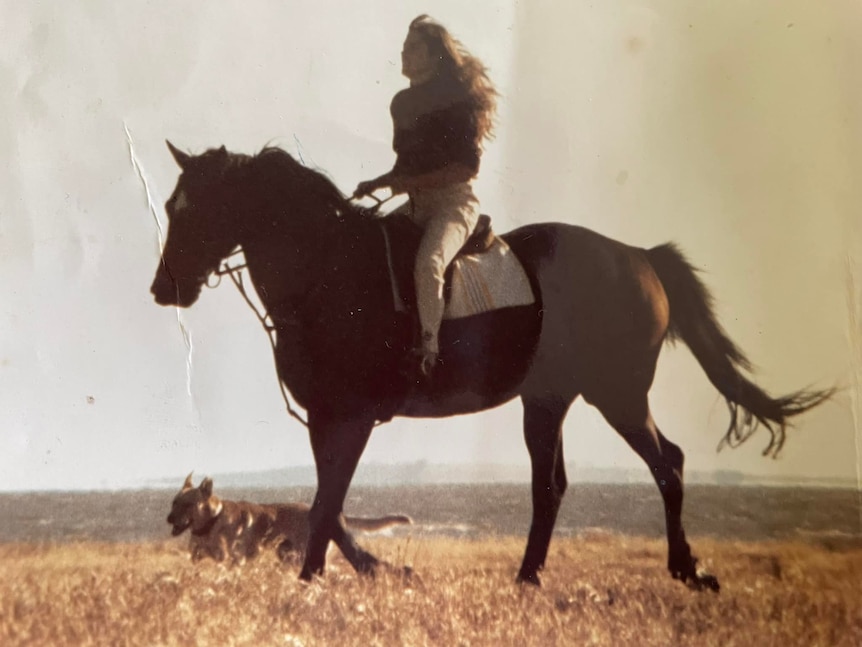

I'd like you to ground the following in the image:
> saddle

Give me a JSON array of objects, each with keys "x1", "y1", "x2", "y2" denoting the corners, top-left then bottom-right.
[
  {"x1": 379, "y1": 213, "x2": 491, "y2": 311},
  {"x1": 379, "y1": 213, "x2": 534, "y2": 318},
  {"x1": 457, "y1": 214, "x2": 496, "y2": 254},
  {"x1": 384, "y1": 213, "x2": 494, "y2": 253}
]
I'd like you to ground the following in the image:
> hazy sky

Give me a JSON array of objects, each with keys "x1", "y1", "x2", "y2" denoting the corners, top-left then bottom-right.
[{"x1": 1, "y1": 1, "x2": 858, "y2": 491}]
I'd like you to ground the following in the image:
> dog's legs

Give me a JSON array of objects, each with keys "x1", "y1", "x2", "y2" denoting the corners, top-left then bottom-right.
[
  {"x1": 277, "y1": 539, "x2": 299, "y2": 563},
  {"x1": 212, "y1": 540, "x2": 226, "y2": 563},
  {"x1": 233, "y1": 510, "x2": 255, "y2": 564}
]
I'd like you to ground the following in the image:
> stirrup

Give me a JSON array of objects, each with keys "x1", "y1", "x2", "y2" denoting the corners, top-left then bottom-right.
[{"x1": 409, "y1": 347, "x2": 439, "y2": 380}]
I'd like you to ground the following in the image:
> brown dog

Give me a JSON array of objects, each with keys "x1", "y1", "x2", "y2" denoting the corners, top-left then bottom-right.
[{"x1": 167, "y1": 473, "x2": 412, "y2": 565}]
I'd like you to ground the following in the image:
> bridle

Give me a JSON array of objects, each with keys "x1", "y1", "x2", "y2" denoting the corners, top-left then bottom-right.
[{"x1": 209, "y1": 248, "x2": 309, "y2": 428}]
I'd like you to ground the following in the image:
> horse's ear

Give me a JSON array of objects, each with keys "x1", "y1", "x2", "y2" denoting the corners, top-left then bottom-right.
[
  {"x1": 166, "y1": 140, "x2": 191, "y2": 169},
  {"x1": 200, "y1": 477, "x2": 213, "y2": 497},
  {"x1": 182, "y1": 471, "x2": 194, "y2": 490}
]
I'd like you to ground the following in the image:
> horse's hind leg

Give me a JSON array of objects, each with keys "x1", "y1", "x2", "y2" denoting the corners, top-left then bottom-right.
[
  {"x1": 300, "y1": 411, "x2": 379, "y2": 581},
  {"x1": 593, "y1": 393, "x2": 719, "y2": 592},
  {"x1": 517, "y1": 397, "x2": 571, "y2": 586}
]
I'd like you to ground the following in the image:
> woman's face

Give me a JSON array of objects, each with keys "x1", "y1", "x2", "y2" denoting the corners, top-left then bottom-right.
[{"x1": 401, "y1": 30, "x2": 436, "y2": 83}]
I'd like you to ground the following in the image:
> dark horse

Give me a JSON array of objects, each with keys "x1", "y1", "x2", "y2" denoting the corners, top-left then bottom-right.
[{"x1": 150, "y1": 142, "x2": 831, "y2": 590}]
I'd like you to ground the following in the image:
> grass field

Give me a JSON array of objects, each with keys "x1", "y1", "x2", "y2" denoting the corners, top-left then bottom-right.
[{"x1": 1, "y1": 533, "x2": 859, "y2": 646}]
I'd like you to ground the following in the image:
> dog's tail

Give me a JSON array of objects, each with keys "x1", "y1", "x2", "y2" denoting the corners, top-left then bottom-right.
[{"x1": 345, "y1": 514, "x2": 412, "y2": 532}]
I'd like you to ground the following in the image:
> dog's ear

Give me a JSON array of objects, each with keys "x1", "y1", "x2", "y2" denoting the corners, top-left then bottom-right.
[
  {"x1": 200, "y1": 477, "x2": 213, "y2": 497},
  {"x1": 207, "y1": 496, "x2": 223, "y2": 518},
  {"x1": 183, "y1": 472, "x2": 194, "y2": 491}
]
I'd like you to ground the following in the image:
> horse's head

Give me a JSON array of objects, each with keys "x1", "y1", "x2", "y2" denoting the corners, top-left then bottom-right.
[{"x1": 150, "y1": 141, "x2": 242, "y2": 307}]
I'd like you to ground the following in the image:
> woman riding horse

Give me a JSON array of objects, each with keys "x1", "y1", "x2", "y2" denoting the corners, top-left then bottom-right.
[{"x1": 354, "y1": 15, "x2": 498, "y2": 379}]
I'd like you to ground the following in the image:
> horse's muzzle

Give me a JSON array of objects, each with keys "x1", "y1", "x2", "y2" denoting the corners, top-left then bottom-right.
[{"x1": 150, "y1": 266, "x2": 201, "y2": 307}]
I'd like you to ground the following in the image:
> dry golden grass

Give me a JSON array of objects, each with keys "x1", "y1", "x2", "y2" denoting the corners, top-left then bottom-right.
[{"x1": 0, "y1": 533, "x2": 859, "y2": 646}]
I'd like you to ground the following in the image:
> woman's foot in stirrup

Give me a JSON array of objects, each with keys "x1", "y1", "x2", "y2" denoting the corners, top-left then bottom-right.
[
  {"x1": 409, "y1": 347, "x2": 438, "y2": 381},
  {"x1": 411, "y1": 331, "x2": 439, "y2": 381},
  {"x1": 419, "y1": 348, "x2": 438, "y2": 378}
]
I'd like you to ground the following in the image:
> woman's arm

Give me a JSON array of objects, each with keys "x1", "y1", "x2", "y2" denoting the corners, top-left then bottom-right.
[
  {"x1": 355, "y1": 162, "x2": 475, "y2": 198},
  {"x1": 354, "y1": 172, "x2": 396, "y2": 198}
]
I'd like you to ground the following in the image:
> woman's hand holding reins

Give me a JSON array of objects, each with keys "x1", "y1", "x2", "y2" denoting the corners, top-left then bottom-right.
[
  {"x1": 354, "y1": 172, "x2": 397, "y2": 198},
  {"x1": 353, "y1": 172, "x2": 412, "y2": 199},
  {"x1": 353, "y1": 179, "x2": 383, "y2": 199}
]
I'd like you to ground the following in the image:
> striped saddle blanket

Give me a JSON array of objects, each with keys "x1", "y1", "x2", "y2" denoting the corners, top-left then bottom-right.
[{"x1": 380, "y1": 214, "x2": 535, "y2": 320}]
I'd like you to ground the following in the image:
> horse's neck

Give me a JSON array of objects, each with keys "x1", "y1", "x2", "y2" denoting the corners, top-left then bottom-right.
[{"x1": 237, "y1": 206, "x2": 344, "y2": 320}]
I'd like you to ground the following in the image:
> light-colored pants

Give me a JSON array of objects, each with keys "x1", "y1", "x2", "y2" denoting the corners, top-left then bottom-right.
[{"x1": 406, "y1": 182, "x2": 479, "y2": 354}]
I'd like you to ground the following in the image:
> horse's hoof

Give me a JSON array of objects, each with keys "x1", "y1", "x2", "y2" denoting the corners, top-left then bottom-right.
[
  {"x1": 357, "y1": 562, "x2": 378, "y2": 577},
  {"x1": 379, "y1": 561, "x2": 413, "y2": 580},
  {"x1": 352, "y1": 552, "x2": 382, "y2": 577},
  {"x1": 669, "y1": 552, "x2": 719, "y2": 592},
  {"x1": 390, "y1": 564, "x2": 422, "y2": 588},
  {"x1": 672, "y1": 567, "x2": 720, "y2": 593},
  {"x1": 689, "y1": 572, "x2": 721, "y2": 593},
  {"x1": 298, "y1": 563, "x2": 324, "y2": 582},
  {"x1": 516, "y1": 570, "x2": 542, "y2": 587}
]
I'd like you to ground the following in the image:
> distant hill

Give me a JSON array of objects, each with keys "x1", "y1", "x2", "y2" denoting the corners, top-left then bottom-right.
[{"x1": 148, "y1": 462, "x2": 857, "y2": 491}]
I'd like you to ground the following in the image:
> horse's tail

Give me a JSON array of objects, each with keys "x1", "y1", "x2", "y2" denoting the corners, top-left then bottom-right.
[{"x1": 645, "y1": 243, "x2": 833, "y2": 457}]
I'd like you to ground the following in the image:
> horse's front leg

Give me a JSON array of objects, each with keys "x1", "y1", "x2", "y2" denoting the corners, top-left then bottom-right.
[{"x1": 299, "y1": 411, "x2": 378, "y2": 581}]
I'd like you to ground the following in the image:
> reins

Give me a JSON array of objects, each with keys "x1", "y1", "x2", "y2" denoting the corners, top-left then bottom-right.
[
  {"x1": 352, "y1": 192, "x2": 393, "y2": 220},
  {"x1": 207, "y1": 193, "x2": 394, "y2": 431},
  {"x1": 213, "y1": 249, "x2": 309, "y2": 428}
]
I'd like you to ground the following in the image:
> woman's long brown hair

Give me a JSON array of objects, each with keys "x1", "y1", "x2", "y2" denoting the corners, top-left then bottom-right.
[{"x1": 409, "y1": 15, "x2": 498, "y2": 145}]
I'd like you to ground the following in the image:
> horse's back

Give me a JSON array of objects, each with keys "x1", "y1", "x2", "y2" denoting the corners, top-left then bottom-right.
[
  {"x1": 504, "y1": 222, "x2": 638, "y2": 275},
  {"x1": 504, "y1": 222, "x2": 663, "y2": 304},
  {"x1": 503, "y1": 222, "x2": 670, "y2": 400}
]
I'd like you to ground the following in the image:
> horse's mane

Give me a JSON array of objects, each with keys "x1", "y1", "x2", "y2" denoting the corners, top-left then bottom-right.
[{"x1": 243, "y1": 146, "x2": 360, "y2": 221}]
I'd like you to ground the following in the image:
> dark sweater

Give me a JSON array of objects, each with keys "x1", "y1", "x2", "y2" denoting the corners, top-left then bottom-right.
[{"x1": 389, "y1": 81, "x2": 481, "y2": 178}]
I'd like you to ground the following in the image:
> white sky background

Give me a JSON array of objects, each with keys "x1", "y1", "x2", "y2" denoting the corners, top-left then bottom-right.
[{"x1": 0, "y1": 1, "x2": 858, "y2": 491}]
